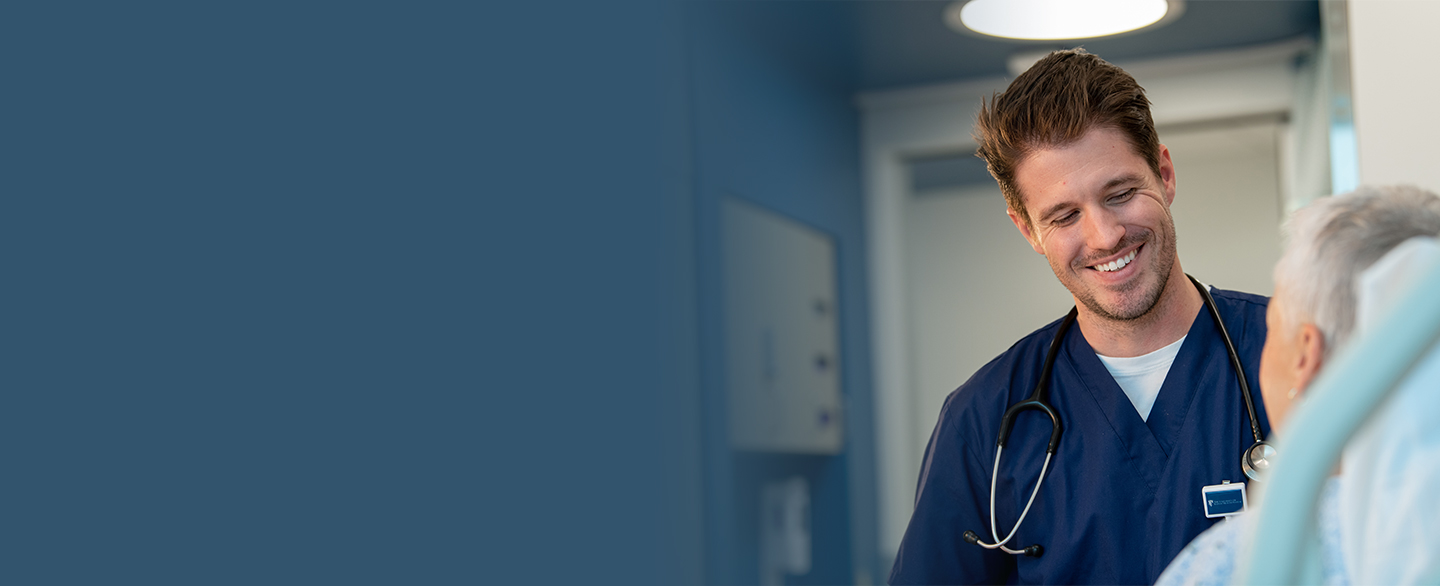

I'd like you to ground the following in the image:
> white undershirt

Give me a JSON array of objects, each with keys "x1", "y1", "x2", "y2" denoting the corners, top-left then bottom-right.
[{"x1": 1096, "y1": 335, "x2": 1187, "y2": 421}]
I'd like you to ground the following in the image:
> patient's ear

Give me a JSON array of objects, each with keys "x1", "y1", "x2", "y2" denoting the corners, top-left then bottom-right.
[{"x1": 1292, "y1": 323, "x2": 1327, "y2": 396}]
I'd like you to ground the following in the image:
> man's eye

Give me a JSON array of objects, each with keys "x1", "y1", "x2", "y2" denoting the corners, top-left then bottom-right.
[
  {"x1": 1109, "y1": 188, "x2": 1137, "y2": 203},
  {"x1": 1054, "y1": 211, "x2": 1079, "y2": 225}
]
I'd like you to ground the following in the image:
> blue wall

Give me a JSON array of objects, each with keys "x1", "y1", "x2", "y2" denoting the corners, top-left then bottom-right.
[{"x1": 687, "y1": 3, "x2": 880, "y2": 583}]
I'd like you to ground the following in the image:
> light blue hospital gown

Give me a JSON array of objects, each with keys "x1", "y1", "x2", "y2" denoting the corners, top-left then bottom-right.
[{"x1": 1155, "y1": 478, "x2": 1348, "y2": 586}]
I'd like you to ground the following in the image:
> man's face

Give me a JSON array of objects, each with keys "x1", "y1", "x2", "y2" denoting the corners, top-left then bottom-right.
[{"x1": 1007, "y1": 125, "x2": 1179, "y2": 322}]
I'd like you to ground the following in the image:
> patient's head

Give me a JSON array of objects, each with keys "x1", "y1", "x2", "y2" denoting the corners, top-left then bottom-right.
[{"x1": 1261, "y1": 185, "x2": 1440, "y2": 430}]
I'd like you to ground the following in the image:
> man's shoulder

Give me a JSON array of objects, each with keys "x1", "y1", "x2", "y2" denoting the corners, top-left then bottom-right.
[
  {"x1": 937, "y1": 314, "x2": 1070, "y2": 421},
  {"x1": 1207, "y1": 286, "x2": 1270, "y2": 326},
  {"x1": 1208, "y1": 286, "x2": 1270, "y2": 310},
  {"x1": 1205, "y1": 286, "x2": 1270, "y2": 349}
]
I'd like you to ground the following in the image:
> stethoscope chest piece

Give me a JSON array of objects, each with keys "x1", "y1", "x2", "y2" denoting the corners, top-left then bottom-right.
[{"x1": 1242, "y1": 440, "x2": 1276, "y2": 481}]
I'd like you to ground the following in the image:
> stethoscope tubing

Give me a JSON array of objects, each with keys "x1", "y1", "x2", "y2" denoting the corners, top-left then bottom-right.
[
  {"x1": 973, "y1": 447, "x2": 1053, "y2": 553},
  {"x1": 1193, "y1": 278, "x2": 1265, "y2": 446}
]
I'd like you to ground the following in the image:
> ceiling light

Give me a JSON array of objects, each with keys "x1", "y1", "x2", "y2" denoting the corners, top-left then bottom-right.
[{"x1": 947, "y1": 0, "x2": 1183, "y2": 41}]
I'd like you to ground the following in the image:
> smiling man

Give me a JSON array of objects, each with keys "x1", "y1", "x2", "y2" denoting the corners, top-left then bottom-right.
[{"x1": 889, "y1": 49, "x2": 1272, "y2": 585}]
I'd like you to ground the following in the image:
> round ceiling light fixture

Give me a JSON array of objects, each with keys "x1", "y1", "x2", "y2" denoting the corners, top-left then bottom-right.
[{"x1": 947, "y1": 0, "x2": 1184, "y2": 41}]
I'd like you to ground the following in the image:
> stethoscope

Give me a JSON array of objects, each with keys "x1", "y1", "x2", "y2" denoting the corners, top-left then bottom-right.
[{"x1": 961, "y1": 275, "x2": 1273, "y2": 558}]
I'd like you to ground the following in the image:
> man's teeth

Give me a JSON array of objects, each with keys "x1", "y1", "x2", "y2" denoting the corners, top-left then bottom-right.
[{"x1": 1094, "y1": 249, "x2": 1138, "y2": 272}]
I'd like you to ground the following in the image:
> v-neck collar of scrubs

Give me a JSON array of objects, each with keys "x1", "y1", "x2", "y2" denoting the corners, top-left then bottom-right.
[{"x1": 1060, "y1": 303, "x2": 1222, "y2": 490}]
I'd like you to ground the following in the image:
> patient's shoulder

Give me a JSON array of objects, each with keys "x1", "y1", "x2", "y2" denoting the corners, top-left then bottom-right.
[{"x1": 1155, "y1": 518, "x2": 1242, "y2": 586}]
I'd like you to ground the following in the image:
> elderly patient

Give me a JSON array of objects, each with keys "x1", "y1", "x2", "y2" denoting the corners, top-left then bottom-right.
[{"x1": 1155, "y1": 184, "x2": 1440, "y2": 586}]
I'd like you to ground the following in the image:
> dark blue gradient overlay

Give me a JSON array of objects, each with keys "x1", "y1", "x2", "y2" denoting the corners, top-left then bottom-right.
[{"x1": 4, "y1": 2, "x2": 701, "y2": 584}]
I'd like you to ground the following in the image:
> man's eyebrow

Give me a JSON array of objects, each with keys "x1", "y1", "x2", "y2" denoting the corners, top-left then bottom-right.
[{"x1": 1100, "y1": 173, "x2": 1145, "y2": 193}]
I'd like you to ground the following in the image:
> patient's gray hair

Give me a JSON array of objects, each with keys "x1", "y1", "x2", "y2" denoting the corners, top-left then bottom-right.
[{"x1": 1274, "y1": 185, "x2": 1440, "y2": 356}]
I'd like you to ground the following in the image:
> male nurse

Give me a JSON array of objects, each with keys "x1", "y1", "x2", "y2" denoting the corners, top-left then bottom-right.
[{"x1": 888, "y1": 49, "x2": 1272, "y2": 585}]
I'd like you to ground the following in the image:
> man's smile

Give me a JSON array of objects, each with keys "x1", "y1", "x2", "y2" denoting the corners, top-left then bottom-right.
[{"x1": 1091, "y1": 246, "x2": 1139, "y2": 272}]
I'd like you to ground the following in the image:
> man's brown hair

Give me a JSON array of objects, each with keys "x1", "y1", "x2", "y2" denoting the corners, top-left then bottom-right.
[{"x1": 974, "y1": 49, "x2": 1161, "y2": 228}]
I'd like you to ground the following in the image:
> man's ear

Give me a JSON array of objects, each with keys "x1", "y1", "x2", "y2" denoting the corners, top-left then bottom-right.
[
  {"x1": 1007, "y1": 208, "x2": 1045, "y2": 255},
  {"x1": 1292, "y1": 323, "x2": 1328, "y2": 395},
  {"x1": 1157, "y1": 144, "x2": 1177, "y2": 205}
]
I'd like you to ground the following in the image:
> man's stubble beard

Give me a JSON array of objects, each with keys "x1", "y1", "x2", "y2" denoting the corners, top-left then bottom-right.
[{"x1": 1053, "y1": 213, "x2": 1179, "y2": 323}]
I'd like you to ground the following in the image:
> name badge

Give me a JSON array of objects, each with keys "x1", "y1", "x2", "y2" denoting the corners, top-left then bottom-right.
[{"x1": 1201, "y1": 481, "x2": 1247, "y2": 518}]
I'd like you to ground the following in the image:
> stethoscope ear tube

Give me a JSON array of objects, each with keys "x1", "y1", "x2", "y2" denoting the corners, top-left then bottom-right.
[
  {"x1": 968, "y1": 308, "x2": 1077, "y2": 556},
  {"x1": 967, "y1": 446, "x2": 1054, "y2": 557}
]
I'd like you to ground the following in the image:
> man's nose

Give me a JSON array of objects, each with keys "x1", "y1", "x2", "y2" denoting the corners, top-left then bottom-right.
[{"x1": 1083, "y1": 208, "x2": 1125, "y2": 252}]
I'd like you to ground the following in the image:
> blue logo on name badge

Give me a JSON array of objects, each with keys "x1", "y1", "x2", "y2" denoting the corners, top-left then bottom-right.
[{"x1": 1205, "y1": 489, "x2": 1245, "y2": 516}]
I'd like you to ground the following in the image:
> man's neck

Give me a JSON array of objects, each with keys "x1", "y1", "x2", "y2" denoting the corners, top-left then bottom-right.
[{"x1": 1077, "y1": 265, "x2": 1204, "y2": 358}]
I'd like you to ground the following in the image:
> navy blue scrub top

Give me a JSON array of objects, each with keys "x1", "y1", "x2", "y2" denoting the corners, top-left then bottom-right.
[{"x1": 889, "y1": 287, "x2": 1271, "y2": 585}]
